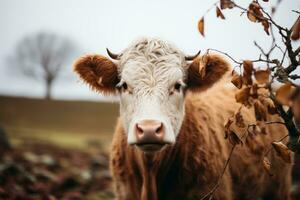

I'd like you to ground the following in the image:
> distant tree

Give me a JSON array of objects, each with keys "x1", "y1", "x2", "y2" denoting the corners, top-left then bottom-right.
[{"x1": 10, "y1": 32, "x2": 76, "y2": 99}]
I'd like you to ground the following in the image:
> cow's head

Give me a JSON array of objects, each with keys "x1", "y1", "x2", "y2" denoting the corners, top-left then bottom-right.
[{"x1": 74, "y1": 38, "x2": 230, "y2": 152}]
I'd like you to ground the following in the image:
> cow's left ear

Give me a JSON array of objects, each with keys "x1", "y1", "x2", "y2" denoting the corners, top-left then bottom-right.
[
  {"x1": 187, "y1": 53, "x2": 230, "y2": 92},
  {"x1": 73, "y1": 54, "x2": 119, "y2": 94}
]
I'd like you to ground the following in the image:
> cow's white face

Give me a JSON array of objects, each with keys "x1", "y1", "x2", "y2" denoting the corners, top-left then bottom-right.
[
  {"x1": 73, "y1": 37, "x2": 230, "y2": 152},
  {"x1": 118, "y1": 41, "x2": 187, "y2": 145}
]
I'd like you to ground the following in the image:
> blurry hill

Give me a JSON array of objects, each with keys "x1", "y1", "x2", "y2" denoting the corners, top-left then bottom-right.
[{"x1": 0, "y1": 96, "x2": 119, "y2": 151}]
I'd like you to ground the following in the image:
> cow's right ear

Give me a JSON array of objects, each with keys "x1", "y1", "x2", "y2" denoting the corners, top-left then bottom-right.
[{"x1": 73, "y1": 55, "x2": 119, "y2": 94}]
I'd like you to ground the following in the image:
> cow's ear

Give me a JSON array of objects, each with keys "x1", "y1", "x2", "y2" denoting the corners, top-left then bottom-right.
[
  {"x1": 73, "y1": 55, "x2": 119, "y2": 94},
  {"x1": 187, "y1": 53, "x2": 230, "y2": 92}
]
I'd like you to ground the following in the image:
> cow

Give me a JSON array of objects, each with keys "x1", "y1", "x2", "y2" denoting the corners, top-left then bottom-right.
[{"x1": 73, "y1": 37, "x2": 292, "y2": 200}]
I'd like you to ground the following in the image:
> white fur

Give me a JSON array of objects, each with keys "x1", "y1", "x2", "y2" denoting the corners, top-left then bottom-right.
[{"x1": 116, "y1": 37, "x2": 188, "y2": 145}]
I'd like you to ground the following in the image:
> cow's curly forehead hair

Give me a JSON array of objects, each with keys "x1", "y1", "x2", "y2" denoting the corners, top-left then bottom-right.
[{"x1": 118, "y1": 37, "x2": 187, "y2": 69}]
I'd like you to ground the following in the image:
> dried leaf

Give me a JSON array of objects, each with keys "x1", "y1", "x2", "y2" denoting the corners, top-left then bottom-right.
[
  {"x1": 242, "y1": 60, "x2": 253, "y2": 85},
  {"x1": 247, "y1": 2, "x2": 264, "y2": 23},
  {"x1": 260, "y1": 97, "x2": 277, "y2": 115},
  {"x1": 243, "y1": 60, "x2": 254, "y2": 75},
  {"x1": 235, "y1": 110, "x2": 246, "y2": 128},
  {"x1": 247, "y1": 124, "x2": 261, "y2": 137},
  {"x1": 198, "y1": 17, "x2": 205, "y2": 37},
  {"x1": 228, "y1": 131, "x2": 243, "y2": 146},
  {"x1": 231, "y1": 72, "x2": 243, "y2": 89},
  {"x1": 257, "y1": 121, "x2": 267, "y2": 135},
  {"x1": 254, "y1": 69, "x2": 270, "y2": 84},
  {"x1": 262, "y1": 19, "x2": 270, "y2": 35},
  {"x1": 291, "y1": 17, "x2": 300, "y2": 40},
  {"x1": 250, "y1": 84, "x2": 258, "y2": 99},
  {"x1": 254, "y1": 100, "x2": 267, "y2": 121},
  {"x1": 220, "y1": 0, "x2": 235, "y2": 9},
  {"x1": 247, "y1": 10, "x2": 257, "y2": 22},
  {"x1": 263, "y1": 157, "x2": 273, "y2": 176},
  {"x1": 216, "y1": 6, "x2": 226, "y2": 19},
  {"x1": 224, "y1": 117, "x2": 234, "y2": 138},
  {"x1": 199, "y1": 54, "x2": 208, "y2": 79},
  {"x1": 271, "y1": 7, "x2": 276, "y2": 15},
  {"x1": 275, "y1": 83, "x2": 294, "y2": 106},
  {"x1": 272, "y1": 142, "x2": 292, "y2": 163},
  {"x1": 235, "y1": 87, "x2": 251, "y2": 105}
]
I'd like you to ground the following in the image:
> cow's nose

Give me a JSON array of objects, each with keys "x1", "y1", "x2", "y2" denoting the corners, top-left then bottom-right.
[{"x1": 135, "y1": 120, "x2": 165, "y2": 152}]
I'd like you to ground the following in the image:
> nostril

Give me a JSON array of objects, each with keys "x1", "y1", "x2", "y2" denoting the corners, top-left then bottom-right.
[
  {"x1": 155, "y1": 123, "x2": 163, "y2": 134},
  {"x1": 136, "y1": 124, "x2": 144, "y2": 135}
]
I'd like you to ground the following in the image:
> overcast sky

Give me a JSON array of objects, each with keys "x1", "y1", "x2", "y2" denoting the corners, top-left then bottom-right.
[{"x1": 0, "y1": 0, "x2": 299, "y2": 101}]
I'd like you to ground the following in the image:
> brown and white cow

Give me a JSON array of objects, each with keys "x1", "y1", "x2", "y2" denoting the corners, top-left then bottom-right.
[{"x1": 73, "y1": 38, "x2": 292, "y2": 200}]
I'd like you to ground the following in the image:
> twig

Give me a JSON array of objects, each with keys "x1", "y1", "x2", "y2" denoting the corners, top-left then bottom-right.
[
  {"x1": 207, "y1": 49, "x2": 242, "y2": 65},
  {"x1": 200, "y1": 144, "x2": 236, "y2": 200},
  {"x1": 254, "y1": 41, "x2": 267, "y2": 56},
  {"x1": 265, "y1": 121, "x2": 286, "y2": 125},
  {"x1": 289, "y1": 74, "x2": 300, "y2": 80}
]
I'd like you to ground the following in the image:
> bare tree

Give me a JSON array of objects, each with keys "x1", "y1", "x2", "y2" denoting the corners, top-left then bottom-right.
[{"x1": 10, "y1": 32, "x2": 76, "y2": 99}]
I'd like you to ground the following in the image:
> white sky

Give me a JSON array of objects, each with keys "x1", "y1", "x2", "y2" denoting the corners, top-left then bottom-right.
[{"x1": 0, "y1": 0, "x2": 299, "y2": 101}]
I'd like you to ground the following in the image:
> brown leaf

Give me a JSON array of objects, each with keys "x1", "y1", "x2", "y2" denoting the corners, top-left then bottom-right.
[
  {"x1": 257, "y1": 121, "x2": 267, "y2": 135},
  {"x1": 198, "y1": 17, "x2": 205, "y2": 37},
  {"x1": 235, "y1": 87, "x2": 251, "y2": 105},
  {"x1": 272, "y1": 142, "x2": 292, "y2": 163},
  {"x1": 250, "y1": 83, "x2": 258, "y2": 99},
  {"x1": 291, "y1": 17, "x2": 300, "y2": 40},
  {"x1": 247, "y1": 124, "x2": 261, "y2": 137},
  {"x1": 228, "y1": 131, "x2": 243, "y2": 146},
  {"x1": 235, "y1": 110, "x2": 246, "y2": 128},
  {"x1": 220, "y1": 0, "x2": 235, "y2": 10},
  {"x1": 243, "y1": 60, "x2": 254, "y2": 75},
  {"x1": 216, "y1": 6, "x2": 225, "y2": 19},
  {"x1": 224, "y1": 117, "x2": 234, "y2": 139},
  {"x1": 247, "y1": 10, "x2": 257, "y2": 22},
  {"x1": 260, "y1": 97, "x2": 277, "y2": 115},
  {"x1": 242, "y1": 60, "x2": 253, "y2": 85},
  {"x1": 275, "y1": 83, "x2": 294, "y2": 106},
  {"x1": 262, "y1": 19, "x2": 270, "y2": 35},
  {"x1": 263, "y1": 157, "x2": 273, "y2": 176},
  {"x1": 231, "y1": 72, "x2": 243, "y2": 89},
  {"x1": 198, "y1": 54, "x2": 208, "y2": 79},
  {"x1": 254, "y1": 69, "x2": 270, "y2": 84},
  {"x1": 247, "y1": 2, "x2": 264, "y2": 23},
  {"x1": 254, "y1": 100, "x2": 267, "y2": 121}
]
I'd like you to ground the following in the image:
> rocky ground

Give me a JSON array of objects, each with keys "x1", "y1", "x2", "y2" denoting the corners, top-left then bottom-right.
[{"x1": 0, "y1": 142, "x2": 114, "y2": 200}]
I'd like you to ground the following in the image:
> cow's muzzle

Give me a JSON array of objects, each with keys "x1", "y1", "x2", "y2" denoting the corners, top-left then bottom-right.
[{"x1": 134, "y1": 119, "x2": 167, "y2": 152}]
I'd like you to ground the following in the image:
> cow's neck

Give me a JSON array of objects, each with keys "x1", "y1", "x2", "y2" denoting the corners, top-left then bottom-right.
[{"x1": 133, "y1": 145, "x2": 178, "y2": 200}]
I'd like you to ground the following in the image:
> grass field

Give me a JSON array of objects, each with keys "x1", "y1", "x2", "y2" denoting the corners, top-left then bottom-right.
[{"x1": 0, "y1": 95, "x2": 119, "y2": 151}]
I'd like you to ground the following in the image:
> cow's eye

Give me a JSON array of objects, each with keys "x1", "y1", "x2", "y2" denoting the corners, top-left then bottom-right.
[
  {"x1": 122, "y1": 82, "x2": 128, "y2": 90},
  {"x1": 116, "y1": 82, "x2": 128, "y2": 92},
  {"x1": 174, "y1": 83, "x2": 181, "y2": 91}
]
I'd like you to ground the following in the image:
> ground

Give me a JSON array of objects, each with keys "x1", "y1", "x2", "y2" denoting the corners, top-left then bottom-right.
[{"x1": 1, "y1": 96, "x2": 300, "y2": 200}]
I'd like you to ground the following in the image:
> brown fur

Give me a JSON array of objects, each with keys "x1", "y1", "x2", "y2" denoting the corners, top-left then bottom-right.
[
  {"x1": 109, "y1": 55, "x2": 292, "y2": 200},
  {"x1": 73, "y1": 53, "x2": 292, "y2": 199},
  {"x1": 187, "y1": 54, "x2": 230, "y2": 92},
  {"x1": 110, "y1": 86, "x2": 292, "y2": 200},
  {"x1": 73, "y1": 54, "x2": 119, "y2": 94}
]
